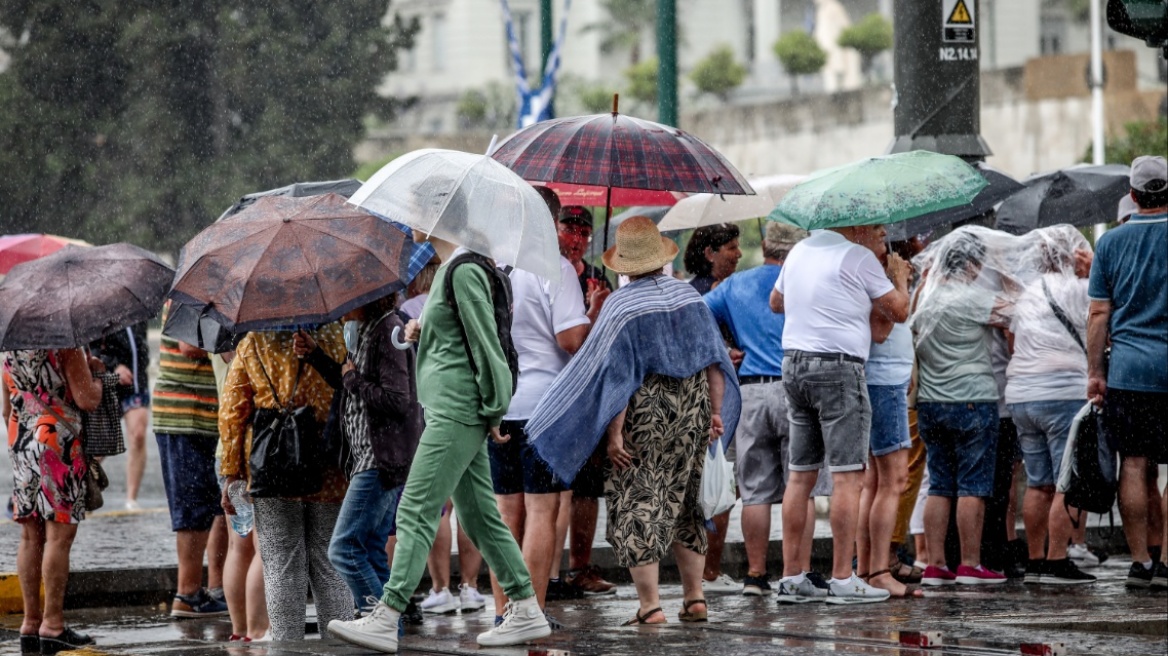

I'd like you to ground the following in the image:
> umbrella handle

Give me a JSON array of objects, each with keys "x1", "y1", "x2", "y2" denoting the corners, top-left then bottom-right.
[{"x1": 390, "y1": 326, "x2": 412, "y2": 351}]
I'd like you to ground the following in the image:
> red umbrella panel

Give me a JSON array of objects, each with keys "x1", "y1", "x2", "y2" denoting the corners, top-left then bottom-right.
[
  {"x1": 0, "y1": 234, "x2": 92, "y2": 275},
  {"x1": 539, "y1": 182, "x2": 686, "y2": 208}
]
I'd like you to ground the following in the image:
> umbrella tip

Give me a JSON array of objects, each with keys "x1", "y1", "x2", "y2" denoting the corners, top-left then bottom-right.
[{"x1": 612, "y1": 93, "x2": 619, "y2": 115}]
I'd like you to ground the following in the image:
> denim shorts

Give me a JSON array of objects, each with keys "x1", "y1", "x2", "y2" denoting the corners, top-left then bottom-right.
[
  {"x1": 118, "y1": 391, "x2": 150, "y2": 414},
  {"x1": 782, "y1": 351, "x2": 871, "y2": 473},
  {"x1": 1008, "y1": 400, "x2": 1083, "y2": 488},
  {"x1": 917, "y1": 402, "x2": 999, "y2": 498},
  {"x1": 156, "y1": 433, "x2": 224, "y2": 531},
  {"x1": 489, "y1": 420, "x2": 567, "y2": 495},
  {"x1": 868, "y1": 382, "x2": 912, "y2": 457}
]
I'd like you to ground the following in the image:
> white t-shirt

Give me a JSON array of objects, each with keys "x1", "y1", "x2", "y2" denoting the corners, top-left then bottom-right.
[
  {"x1": 775, "y1": 230, "x2": 895, "y2": 361},
  {"x1": 503, "y1": 256, "x2": 591, "y2": 420},
  {"x1": 1005, "y1": 273, "x2": 1089, "y2": 404}
]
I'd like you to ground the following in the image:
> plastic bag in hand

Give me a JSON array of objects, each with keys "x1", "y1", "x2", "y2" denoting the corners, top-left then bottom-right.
[{"x1": 701, "y1": 440, "x2": 737, "y2": 519}]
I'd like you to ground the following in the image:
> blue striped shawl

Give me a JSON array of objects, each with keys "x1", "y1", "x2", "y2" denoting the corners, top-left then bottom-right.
[{"x1": 526, "y1": 275, "x2": 741, "y2": 484}]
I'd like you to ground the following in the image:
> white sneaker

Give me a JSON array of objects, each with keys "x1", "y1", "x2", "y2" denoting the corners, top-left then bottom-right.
[
  {"x1": 701, "y1": 573, "x2": 740, "y2": 594},
  {"x1": 328, "y1": 601, "x2": 400, "y2": 653},
  {"x1": 124, "y1": 499, "x2": 141, "y2": 511},
  {"x1": 459, "y1": 583, "x2": 486, "y2": 612},
  {"x1": 476, "y1": 597, "x2": 551, "y2": 647},
  {"x1": 825, "y1": 574, "x2": 891, "y2": 605},
  {"x1": 419, "y1": 588, "x2": 460, "y2": 614},
  {"x1": 1068, "y1": 543, "x2": 1100, "y2": 568}
]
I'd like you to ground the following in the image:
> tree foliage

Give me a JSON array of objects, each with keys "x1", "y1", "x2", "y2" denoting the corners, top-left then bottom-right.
[
  {"x1": 689, "y1": 45, "x2": 747, "y2": 100},
  {"x1": 582, "y1": 0, "x2": 656, "y2": 65},
  {"x1": 624, "y1": 57, "x2": 659, "y2": 106},
  {"x1": 1084, "y1": 118, "x2": 1168, "y2": 164},
  {"x1": 772, "y1": 31, "x2": 827, "y2": 94},
  {"x1": 837, "y1": 13, "x2": 893, "y2": 81},
  {"x1": 0, "y1": 1, "x2": 418, "y2": 255}
]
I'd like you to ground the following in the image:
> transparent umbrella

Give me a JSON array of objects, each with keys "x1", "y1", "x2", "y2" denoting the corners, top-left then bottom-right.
[
  {"x1": 657, "y1": 174, "x2": 807, "y2": 232},
  {"x1": 349, "y1": 148, "x2": 561, "y2": 283}
]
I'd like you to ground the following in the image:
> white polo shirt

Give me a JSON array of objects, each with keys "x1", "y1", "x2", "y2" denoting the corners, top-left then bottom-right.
[
  {"x1": 774, "y1": 230, "x2": 894, "y2": 361},
  {"x1": 503, "y1": 256, "x2": 591, "y2": 420}
]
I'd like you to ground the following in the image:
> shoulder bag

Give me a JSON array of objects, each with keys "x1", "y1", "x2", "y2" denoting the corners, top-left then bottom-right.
[{"x1": 1041, "y1": 279, "x2": 1087, "y2": 353}]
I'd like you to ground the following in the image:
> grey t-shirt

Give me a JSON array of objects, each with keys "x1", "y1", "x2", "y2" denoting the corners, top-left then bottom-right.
[{"x1": 915, "y1": 283, "x2": 1000, "y2": 403}]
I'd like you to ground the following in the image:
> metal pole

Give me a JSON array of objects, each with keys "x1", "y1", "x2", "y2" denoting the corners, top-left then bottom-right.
[
  {"x1": 1089, "y1": 0, "x2": 1107, "y2": 241},
  {"x1": 657, "y1": 0, "x2": 678, "y2": 127},
  {"x1": 541, "y1": 0, "x2": 555, "y2": 118}
]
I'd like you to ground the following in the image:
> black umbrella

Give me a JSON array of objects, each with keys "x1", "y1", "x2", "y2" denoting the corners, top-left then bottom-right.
[
  {"x1": 164, "y1": 179, "x2": 364, "y2": 352},
  {"x1": 885, "y1": 162, "x2": 1024, "y2": 242},
  {"x1": 995, "y1": 164, "x2": 1130, "y2": 235},
  {"x1": 0, "y1": 243, "x2": 174, "y2": 350}
]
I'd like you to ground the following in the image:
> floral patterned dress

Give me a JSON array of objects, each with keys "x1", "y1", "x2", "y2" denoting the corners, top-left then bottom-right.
[{"x1": 3, "y1": 350, "x2": 89, "y2": 524}]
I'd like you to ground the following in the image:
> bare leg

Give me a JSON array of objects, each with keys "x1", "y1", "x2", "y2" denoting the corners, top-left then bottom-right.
[
  {"x1": 956, "y1": 496, "x2": 986, "y2": 567},
  {"x1": 702, "y1": 510, "x2": 730, "y2": 581},
  {"x1": 1023, "y1": 486, "x2": 1054, "y2": 560},
  {"x1": 867, "y1": 450, "x2": 909, "y2": 595},
  {"x1": 385, "y1": 536, "x2": 396, "y2": 566},
  {"x1": 490, "y1": 494, "x2": 525, "y2": 612},
  {"x1": 914, "y1": 533, "x2": 929, "y2": 565},
  {"x1": 17, "y1": 520, "x2": 45, "y2": 635},
  {"x1": 1118, "y1": 457, "x2": 1150, "y2": 563},
  {"x1": 568, "y1": 496, "x2": 599, "y2": 571},
  {"x1": 426, "y1": 500, "x2": 453, "y2": 593},
  {"x1": 521, "y1": 493, "x2": 560, "y2": 607},
  {"x1": 223, "y1": 528, "x2": 255, "y2": 636},
  {"x1": 455, "y1": 517, "x2": 483, "y2": 588},
  {"x1": 175, "y1": 530, "x2": 211, "y2": 596},
  {"x1": 207, "y1": 516, "x2": 227, "y2": 590},
  {"x1": 1047, "y1": 493, "x2": 1075, "y2": 560},
  {"x1": 924, "y1": 495, "x2": 952, "y2": 568},
  {"x1": 856, "y1": 462, "x2": 877, "y2": 576},
  {"x1": 741, "y1": 504, "x2": 772, "y2": 576},
  {"x1": 799, "y1": 498, "x2": 816, "y2": 572},
  {"x1": 1005, "y1": 462, "x2": 1022, "y2": 541},
  {"x1": 673, "y1": 542, "x2": 707, "y2": 616},
  {"x1": 549, "y1": 490, "x2": 572, "y2": 580},
  {"x1": 246, "y1": 531, "x2": 269, "y2": 640},
  {"x1": 829, "y1": 470, "x2": 864, "y2": 580},
  {"x1": 1147, "y1": 475, "x2": 1164, "y2": 552},
  {"x1": 123, "y1": 406, "x2": 149, "y2": 503},
  {"x1": 39, "y1": 522, "x2": 78, "y2": 636},
  {"x1": 781, "y1": 472, "x2": 817, "y2": 577},
  {"x1": 626, "y1": 562, "x2": 665, "y2": 622}
]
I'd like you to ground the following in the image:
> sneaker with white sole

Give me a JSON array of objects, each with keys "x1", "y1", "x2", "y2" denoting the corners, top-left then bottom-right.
[
  {"x1": 825, "y1": 574, "x2": 891, "y2": 605},
  {"x1": 459, "y1": 583, "x2": 486, "y2": 612},
  {"x1": 1067, "y1": 543, "x2": 1100, "y2": 568},
  {"x1": 328, "y1": 601, "x2": 401, "y2": 654},
  {"x1": 701, "y1": 573, "x2": 740, "y2": 594},
  {"x1": 476, "y1": 597, "x2": 551, "y2": 647},
  {"x1": 775, "y1": 575, "x2": 828, "y2": 604},
  {"x1": 955, "y1": 564, "x2": 1007, "y2": 585},
  {"x1": 419, "y1": 588, "x2": 460, "y2": 614}
]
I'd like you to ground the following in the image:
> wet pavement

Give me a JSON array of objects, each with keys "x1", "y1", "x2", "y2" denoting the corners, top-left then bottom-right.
[{"x1": 0, "y1": 559, "x2": 1165, "y2": 656}]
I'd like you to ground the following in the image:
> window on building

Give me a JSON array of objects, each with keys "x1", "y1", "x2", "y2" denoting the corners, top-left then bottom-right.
[{"x1": 432, "y1": 13, "x2": 447, "y2": 71}]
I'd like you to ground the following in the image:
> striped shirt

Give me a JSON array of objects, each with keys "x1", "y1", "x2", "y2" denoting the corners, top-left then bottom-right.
[{"x1": 152, "y1": 303, "x2": 219, "y2": 437}]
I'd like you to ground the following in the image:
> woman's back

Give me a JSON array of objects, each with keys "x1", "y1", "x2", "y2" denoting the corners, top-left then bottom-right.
[{"x1": 3, "y1": 350, "x2": 77, "y2": 427}]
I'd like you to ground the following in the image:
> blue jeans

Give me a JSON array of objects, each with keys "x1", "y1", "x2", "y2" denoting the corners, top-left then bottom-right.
[
  {"x1": 327, "y1": 470, "x2": 403, "y2": 607},
  {"x1": 918, "y1": 402, "x2": 999, "y2": 498},
  {"x1": 867, "y1": 382, "x2": 912, "y2": 456},
  {"x1": 1008, "y1": 400, "x2": 1083, "y2": 488}
]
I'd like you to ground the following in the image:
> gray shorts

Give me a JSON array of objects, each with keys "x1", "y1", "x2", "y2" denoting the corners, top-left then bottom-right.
[
  {"x1": 783, "y1": 351, "x2": 871, "y2": 473},
  {"x1": 735, "y1": 379, "x2": 832, "y2": 505}
]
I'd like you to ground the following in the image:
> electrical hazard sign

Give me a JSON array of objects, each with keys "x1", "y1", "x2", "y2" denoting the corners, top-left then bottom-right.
[{"x1": 942, "y1": 0, "x2": 976, "y2": 43}]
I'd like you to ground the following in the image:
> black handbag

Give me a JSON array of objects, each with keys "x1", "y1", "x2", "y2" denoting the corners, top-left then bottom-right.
[
  {"x1": 82, "y1": 372, "x2": 125, "y2": 457},
  {"x1": 247, "y1": 353, "x2": 324, "y2": 499}
]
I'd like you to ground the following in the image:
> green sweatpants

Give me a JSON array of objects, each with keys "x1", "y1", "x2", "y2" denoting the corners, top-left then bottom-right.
[{"x1": 380, "y1": 412, "x2": 534, "y2": 610}]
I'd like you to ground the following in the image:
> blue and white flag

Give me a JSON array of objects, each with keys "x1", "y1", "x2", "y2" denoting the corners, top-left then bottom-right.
[{"x1": 500, "y1": 0, "x2": 572, "y2": 128}]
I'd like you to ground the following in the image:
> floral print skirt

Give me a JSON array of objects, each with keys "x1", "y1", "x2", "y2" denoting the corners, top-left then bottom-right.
[
  {"x1": 9, "y1": 413, "x2": 88, "y2": 524},
  {"x1": 605, "y1": 371, "x2": 710, "y2": 568}
]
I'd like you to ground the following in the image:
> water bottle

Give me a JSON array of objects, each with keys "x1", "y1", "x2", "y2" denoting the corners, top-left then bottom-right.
[{"x1": 227, "y1": 479, "x2": 254, "y2": 537}]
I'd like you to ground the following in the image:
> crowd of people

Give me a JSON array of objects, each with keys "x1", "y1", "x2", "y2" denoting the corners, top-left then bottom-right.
[{"x1": 2, "y1": 155, "x2": 1166, "y2": 655}]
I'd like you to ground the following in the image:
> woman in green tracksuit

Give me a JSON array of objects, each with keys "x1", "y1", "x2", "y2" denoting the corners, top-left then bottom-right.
[{"x1": 329, "y1": 240, "x2": 550, "y2": 654}]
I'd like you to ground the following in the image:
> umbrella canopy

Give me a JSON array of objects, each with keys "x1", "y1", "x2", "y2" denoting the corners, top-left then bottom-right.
[
  {"x1": 348, "y1": 148, "x2": 562, "y2": 282},
  {"x1": 539, "y1": 183, "x2": 685, "y2": 208},
  {"x1": 994, "y1": 164, "x2": 1131, "y2": 235},
  {"x1": 216, "y1": 178, "x2": 364, "y2": 221},
  {"x1": 885, "y1": 162, "x2": 1025, "y2": 241},
  {"x1": 769, "y1": 151, "x2": 987, "y2": 231},
  {"x1": 170, "y1": 193, "x2": 422, "y2": 332},
  {"x1": 0, "y1": 243, "x2": 174, "y2": 350},
  {"x1": 657, "y1": 174, "x2": 807, "y2": 232},
  {"x1": 0, "y1": 233, "x2": 92, "y2": 275}
]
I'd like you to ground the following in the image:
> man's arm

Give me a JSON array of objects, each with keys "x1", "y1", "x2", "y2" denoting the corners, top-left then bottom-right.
[
  {"x1": 769, "y1": 289, "x2": 785, "y2": 314},
  {"x1": 1086, "y1": 300, "x2": 1111, "y2": 407}
]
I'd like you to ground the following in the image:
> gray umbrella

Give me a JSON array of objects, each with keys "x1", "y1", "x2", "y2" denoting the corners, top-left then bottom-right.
[
  {"x1": 995, "y1": 164, "x2": 1130, "y2": 235},
  {"x1": 0, "y1": 243, "x2": 174, "y2": 350}
]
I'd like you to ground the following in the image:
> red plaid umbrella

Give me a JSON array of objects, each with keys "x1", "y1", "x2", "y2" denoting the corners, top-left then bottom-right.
[{"x1": 539, "y1": 182, "x2": 686, "y2": 208}]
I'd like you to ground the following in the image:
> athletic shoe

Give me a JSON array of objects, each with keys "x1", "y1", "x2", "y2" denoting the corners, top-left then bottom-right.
[
  {"x1": 546, "y1": 578, "x2": 585, "y2": 600},
  {"x1": 419, "y1": 588, "x2": 460, "y2": 614},
  {"x1": 170, "y1": 588, "x2": 229, "y2": 617},
  {"x1": 1068, "y1": 543, "x2": 1100, "y2": 568},
  {"x1": 921, "y1": 565, "x2": 956, "y2": 586},
  {"x1": 805, "y1": 571, "x2": 831, "y2": 594},
  {"x1": 1126, "y1": 562, "x2": 1155, "y2": 588},
  {"x1": 401, "y1": 600, "x2": 424, "y2": 625},
  {"x1": 207, "y1": 587, "x2": 226, "y2": 603},
  {"x1": 476, "y1": 597, "x2": 551, "y2": 647},
  {"x1": 702, "y1": 573, "x2": 740, "y2": 594},
  {"x1": 328, "y1": 601, "x2": 400, "y2": 654},
  {"x1": 1024, "y1": 559, "x2": 1047, "y2": 585},
  {"x1": 775, "y1": 576, "x2": 828, "y2": 604},
  {"x1": 1042, "y1": 558, "x2": 1096, "y2": 585},
  {"x1": 825, "y1": 574, "x2": 891, "y2": 605},
  {"x1": 459, "y1": 584, "x2": 486, "y2": 612},
  {"x1": 955, "y1": 564, "x2": 1007, "y2": 585},
  {"x1": 1150, "y1": 561, "x2": 1168, "y2": 590},
  {"x1": 566, "y1": 565, "x2": 616, "y2": 595},
  {"x1": 124, "y1": 499, "x2": 141, "y2": 511},
  {"x1": 742, "y1": 573, "x2": 772, "y2": 596}
]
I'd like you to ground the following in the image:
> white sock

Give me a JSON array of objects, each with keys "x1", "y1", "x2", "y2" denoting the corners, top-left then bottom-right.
[
  {"x1": 780, "y1": 573, "x2": 806, "y2": 584},
  {"x1": 1141, "y1": 560, "x2": 1154, "y2": 570},
  {"x1": 829, "y1": 577, "x2": 851, "y2": 586}
]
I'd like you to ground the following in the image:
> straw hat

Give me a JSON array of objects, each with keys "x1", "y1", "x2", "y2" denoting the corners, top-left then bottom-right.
[{"x1": 602, "y1": 215, "x2": 679, "y2": 275}]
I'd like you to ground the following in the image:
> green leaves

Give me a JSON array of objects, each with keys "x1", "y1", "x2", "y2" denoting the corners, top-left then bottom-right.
[
  {"x1": 772, "y1": 31, "x2": 826, "y2": 93},
  {"x1": 689, "y1": 45, "x2": 747, "y2": 100}
]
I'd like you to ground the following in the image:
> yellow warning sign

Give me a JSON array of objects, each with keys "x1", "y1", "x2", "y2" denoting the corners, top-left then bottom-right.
[{"x1": 947, "y1": 0, "x2": 972, "y2": 25}]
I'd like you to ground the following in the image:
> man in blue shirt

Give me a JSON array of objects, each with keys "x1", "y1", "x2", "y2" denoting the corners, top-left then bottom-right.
[
  {"x1": 704, "y1": 222, "x2": 829, "y2": 597},
  {"x1": 1087, "y1": 155, "x2": 1168, "y2": 590}
]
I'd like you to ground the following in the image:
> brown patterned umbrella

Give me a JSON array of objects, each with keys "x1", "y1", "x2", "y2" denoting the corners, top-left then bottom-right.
[{"x1": 169, "y1": 193, "x2": 419, "y2": 331}]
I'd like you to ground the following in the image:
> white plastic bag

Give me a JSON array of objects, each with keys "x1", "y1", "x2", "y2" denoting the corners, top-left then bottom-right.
[{"x1": 701, "y1": 440, "x2": 736, "y2": 519}]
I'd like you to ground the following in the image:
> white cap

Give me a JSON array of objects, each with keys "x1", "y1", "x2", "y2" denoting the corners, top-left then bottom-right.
[
  {"x1": 1117, "y1": 194, "x2": 1139, "y2": 223},
  {"x1": 1130, "y1": 155, "x2": 1167, "y2": 193}
]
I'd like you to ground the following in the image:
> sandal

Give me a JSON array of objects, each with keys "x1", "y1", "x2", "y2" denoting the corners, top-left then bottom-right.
[
  {"x1": 891, "y1": 561, "x2": 923, "y2": 584},
  {"x1": 868, "y1": 569, "x2": 925, "y2": 599},
  {"x1": 678, "y1": 598, "x2": 708, "y2": 622},
  {"x1": 622, "y1": 607, "x2": 664, "y2": 626}
]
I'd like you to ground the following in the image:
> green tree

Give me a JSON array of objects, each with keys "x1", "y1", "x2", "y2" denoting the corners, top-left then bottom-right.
[
  {"x1": 0, "y1": 1, "x2": 418, "y2": 254},
  {"x1": 772, "y1": 31, "x2": 827, "y2": 95},
  {"x1": 582, "y1": 0, "x2": 656, "y2": 65},
  {"x1": 456, "y1": 90, "x2": 489, "y2": 128},
  {"x1": 1084, "y1": 118, "x2": 1168, "y2": 163},
  {"x1": 689, "y1": 45, "x2": 747, "y2": 100},
  {"x1": 624, "y1": 57, "x2": 659, "y2": 106},
  {"x1": 837, "y1": 13, "x2": 893, "y2": 83}
]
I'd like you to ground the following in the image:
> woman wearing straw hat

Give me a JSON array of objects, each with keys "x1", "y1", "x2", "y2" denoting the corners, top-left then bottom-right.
[{"x1": 525, "y1": 216, "x2": 742, "y2": 625}]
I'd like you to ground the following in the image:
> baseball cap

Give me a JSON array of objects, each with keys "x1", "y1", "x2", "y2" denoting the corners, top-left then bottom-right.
[
  {"x1": 765, "y1": 222, "x2": 809, "y2": 245},
  {"x1": 1130, "y1": 155, "x2": 1167, "y2": 193},
  {"x1": 1117, "y1": 194, "x2": 1139, "y2": 223},
  {"x1": 559, "y1": 205, "x2": 594, "y2": 228}
]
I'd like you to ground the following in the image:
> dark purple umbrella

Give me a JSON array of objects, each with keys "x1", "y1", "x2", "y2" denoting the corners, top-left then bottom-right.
[{"x1": 0, "y1": 243, "x2": 174, "y2": 350}]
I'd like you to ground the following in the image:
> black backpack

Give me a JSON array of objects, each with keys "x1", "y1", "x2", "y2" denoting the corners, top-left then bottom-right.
[
  {"x1": 1062, "y1": 405, "x2": 1118, "y2": 524},
  {"x1": 443, "y1": 252, "x2": 520, "y2": 394}
]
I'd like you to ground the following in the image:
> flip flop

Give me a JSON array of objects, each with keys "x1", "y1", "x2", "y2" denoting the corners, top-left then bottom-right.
[
  {"x1": 868, "y1": 569, "x2": 925, "y2": 599},
  {"x1": 679, "y1": 598, "x2": 708, "y2": 622},
  {"x1": 623, "y1": 607, "x2": 664, "y2": 626}
]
